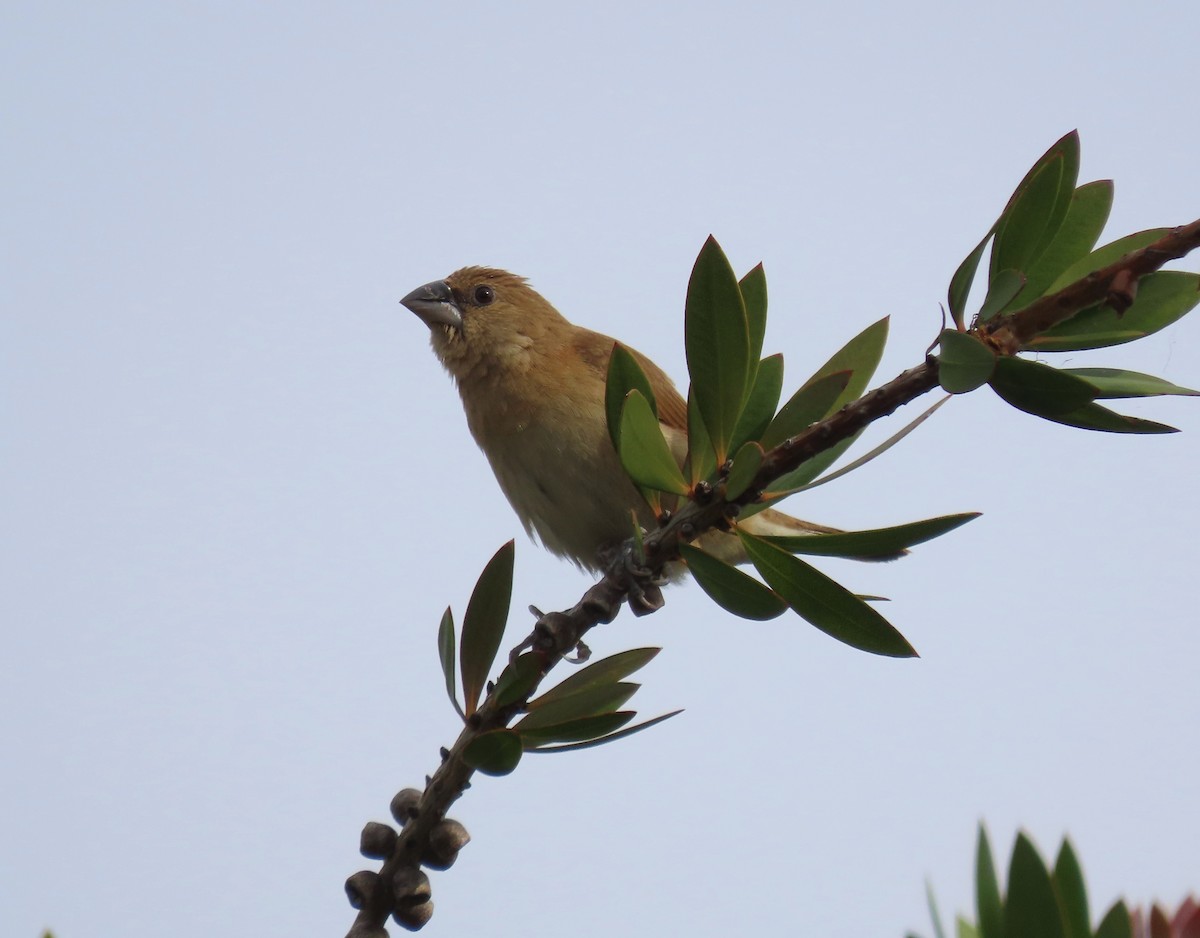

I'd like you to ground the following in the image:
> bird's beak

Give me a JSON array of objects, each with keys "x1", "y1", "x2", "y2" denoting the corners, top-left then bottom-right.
[{"x1": 400, "y1": 279, "x2": 464, "y2": 331}]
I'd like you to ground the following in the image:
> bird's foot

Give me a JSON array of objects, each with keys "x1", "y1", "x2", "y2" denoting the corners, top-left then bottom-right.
[{"x1": 597, "y1": 541, "x2": 666, "y2": 617}]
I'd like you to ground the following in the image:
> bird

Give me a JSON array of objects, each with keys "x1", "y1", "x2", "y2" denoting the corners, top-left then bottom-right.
[{"x1": 401, "y1": 266, "x2": 846, "y2": 575}]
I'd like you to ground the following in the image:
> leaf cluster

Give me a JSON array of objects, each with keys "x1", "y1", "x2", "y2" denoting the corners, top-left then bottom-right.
[
  {"x1": 938, "y1": 132, "x2": 1199, "y2": 430},
  {"x1": 913, "y1": 825, "x2": 1143, "y2": 938},
  {"x1": 435, "y1": 542, "x2": 679, "y2": 776}
]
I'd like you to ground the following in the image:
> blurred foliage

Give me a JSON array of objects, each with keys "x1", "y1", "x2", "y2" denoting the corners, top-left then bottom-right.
[{"x1": 910, "y1": 826, "x2": 1200, "y2": 938}]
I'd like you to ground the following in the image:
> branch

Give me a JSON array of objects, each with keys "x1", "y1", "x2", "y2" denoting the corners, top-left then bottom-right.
[{"x1": 345, "y1": 216, "x2": 1200, "y2": 936}]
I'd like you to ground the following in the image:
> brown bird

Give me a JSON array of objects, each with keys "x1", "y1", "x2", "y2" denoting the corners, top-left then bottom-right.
[{"x1": 401, "y1": 266, "x2": 840, "y2": 574}]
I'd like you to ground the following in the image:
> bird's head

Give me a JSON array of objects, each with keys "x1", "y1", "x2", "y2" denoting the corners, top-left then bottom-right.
[{"x1": 401, "y1": 267, "x2": 568, "y2": 379}]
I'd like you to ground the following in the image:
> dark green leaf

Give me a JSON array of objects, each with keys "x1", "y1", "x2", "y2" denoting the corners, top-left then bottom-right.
[
  {"x1": 1093, "y1": 902, "x2": 1132, "y2": 938},
  {"x1": 949, "y1": 231, "x2": 994, "y2": 328},
  {"x1": 460, "y1": 541, "x2": 515, "y2": 717},
  {"x1": 976, "y1": 824, "x2": 1004, "y2": 938},
  {"x1": 989, "y1": 357, "x2": 1098, "y2": 417},
  {"x1": 1016, "y1": 180, "x2": 1113, "y2": 305},
  {"x1": 1027, "y1": 271, "x2": 1200, "y2": 352},
  {"x1": 514, "y1": 682, "x2": 639, "y2": 732},
  {"x1": 725, "y1": 441, "x2": 764, "y2": 500},
  {"x1": 679, "y1": 543, "x2": 787, "y2": 620},
  {"x1": 1046, "y1": 229, "x2": 1169, "y2": 295},
  {"x1": 685, "y1": 235, "x2": 751, "y2": 463},
  {"x1": 739, "y1": 532, "x2": 917, "y2": 657},
  {"x1": 1039, "y1": 401, "x2": 1177, "y2": 435},
  {"x1": 437, "y1": 607, "x2": 464, "y2": 720},
  {"x1": 1004, "y1": 832, "x2": 1065, "y2": 938},
  {"x1": 492, "y1": 652, "x2": 545, "y2": 708},
  {"x1": 991, "y1": 132, "x2": 1080, "y2": 287},
  {"x1": 519, "y1": 711, "x2": 635, "y2": 748},
  {"x1": 619, "y1": 390, "x2": 689, "y2": 495},
  {"x1": 979, "y1": 269, "x2": 1028, "y2": 322},
  {"x1": 1052, "y1": 839, "x2": 1089, "y2": 938},
  {"x1": 1061, "y1": 368, "x2": 1198, "y2": 399},
  {"x1": 764, "y1": 513, "x2": 979, "y2": 558},
  {"x1": 527, "y1": 709, "x2": 683, "y2": 753},
  {"x1": 761, "y1": 370, "x2": 852, "y2": 451},
  {"x1": 730, "y1": 354, "x2": 785, "y2": 454},
  {"x1": 938, "y1": 330, "x2": 998, "y2": 393},
  {"x1": 686, "y1": 384, "x2": 718, "y2": 486},
  {"x1": 606, "y1": 343, "x2": 657, "y2": 452},
  {"x1": 739, "y1": 263, "x2": 769, "y2": 371},
  {"x1": 529, "y1": 648, "x2": 660, "y2": 709},
  {"x1": 463, "y1": 729, "x2": 523, "y2": 776},
  {"x1": 992, "y1": 153, "x2": 1065, "y2": 282}
]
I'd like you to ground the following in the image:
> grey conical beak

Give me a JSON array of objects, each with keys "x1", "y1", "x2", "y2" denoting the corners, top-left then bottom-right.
[{"x1": 400, "y1": 279, "x2": 463, "y2": 330}]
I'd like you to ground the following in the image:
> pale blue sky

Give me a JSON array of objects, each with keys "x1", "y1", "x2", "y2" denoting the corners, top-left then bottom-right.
[{"x1": 4, "y1": 3, "x2": 1198, "y2": 936}]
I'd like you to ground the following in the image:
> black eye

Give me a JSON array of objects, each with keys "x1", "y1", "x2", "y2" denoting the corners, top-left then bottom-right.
[{"x1": 473, "y1": 284, "x2": 495, "y2": 306}]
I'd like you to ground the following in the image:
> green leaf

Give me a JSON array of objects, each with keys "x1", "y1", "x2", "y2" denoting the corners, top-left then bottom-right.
[
  {"x1": 1016, "y1": 180, "x2": 1113, "y2": 305},
  {"x1": 463, "y1": 729, "x2": 523, "y2": 776},
  {"x1": 738, "y1": 531, "x2": 917, "y2": 657},
  {"x1": 679, "y1": 543, "x2": 787, "y2": 620},
  {"x1": 957, "y1": 917, "x2": 981, "y2": 938},
  {"x1": 619, "y1": 390, "x2": 689, "y2": 495},
  {"x1": 991, "y1": 152, "x2": 1065, "y2": 282},
  {"x1": 938, "y1": 330, "x2": 998, "y2": 393},
  {"x1": 764, "y1": 512, "x2": 979, "y2": 558},
  {"x1": 758, "y1": 432, "x2": 864, "y2": 505},
  {"x1": 979, "y1": 269, "x2": 1028, "y2": 322},
  {"x1": 730, "y1": 354, "x2": 785, "y2": 454},
  {"x1": 606, "y1": 343, "x2": 657, "y2": 452},
  {"x1": 1027, "y1": 271, "x2": 1200, "y2": 352},
  {"x1": 514, "y1": 682, "x2": 639, "y2": 732},
  {"x1": 813, "y1": 317, "x2": 890, "y2": 411},
  {"x1": 685, "y1": 235, "x2": 751, "y2": 463},
  {"x1": 760, "y1": 370, "x2": 852, "y2": 451},
  {"x1": 1026, "y1": 330, "x2": 1145, "y2": 352},
  {"x1": 519, "y1": 711, "x2": 635, "y2": 748},
  {"x1": 460, "y1": 541, "x2": 515, "y2": 717},
  {"x1": 1045, "y1": 228, "x2": 1169, "y2": 295},
  {"x1": 1059, "y1": 368, "x2": 1199, "y2": 399},
  {"x1": 437, "y1": 607, "x2": 464, "y2": 720},
  {"x1": 1004, "y1": 832, "x2": 1065, "y2": 938},
  {"x1": 526, "y1": 709, "x2": 683, "y2": 753},
  {"x1": 1093, "y1": 902, "x2": 1132, "y2": 938},
  {"x1": 686, "y1": 384, "x2": 718, "y2": 486},
  {"x1": 1052, "y1": 839, "x2": 1089, "y2": 938},
  {"x1": 949, "y1": 231, "x2": 994, "y2": 328},
  {"x1": 529, "y1": 648, "x2": 660, "y2": 710},
  {"x1": 725, "y1": 441, "x2": 764, "y2": 500},
  {"x1": 794, "y1": 397, "x2": 949, "y2": 494},
  {"x1": 976, "y1": 824, "x2": 1003, "y2": 938},
  {"x1": 757, "y1": 317, "x2": 888, "y2": 492},
  {"x1": 1039, "y1": 401, "x2": 1177, "y2": 435},
  {"x1": 991, "y1": 132, "x2": 1080, "y2": 287},
  {"x1": 739, "y1": 262, "x2": 769, "y2": 371},
  {"x1": 928, "y1": 880, "x2": 949, "y2": 938},
  {"x1": 989, "y1": 357, "x2": 1098, "y2": 417},
  {"x1": 492, "y1": 652, "x2": 544, "y2": 708}
]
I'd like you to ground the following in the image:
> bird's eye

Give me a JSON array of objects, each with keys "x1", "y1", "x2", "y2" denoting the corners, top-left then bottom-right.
[{"x1": 473, "y1": 284, "x2": 495, "y2": 306}]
